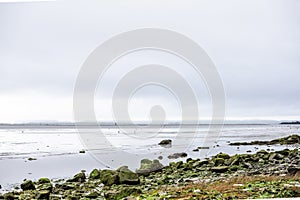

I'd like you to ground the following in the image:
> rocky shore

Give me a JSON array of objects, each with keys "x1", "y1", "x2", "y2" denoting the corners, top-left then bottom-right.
[{"x1": 1, "y1": 136, "x2": 300, "y2": 200}]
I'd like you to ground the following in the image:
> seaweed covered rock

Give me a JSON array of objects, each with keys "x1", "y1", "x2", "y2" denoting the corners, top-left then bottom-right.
[
  {"x1": 168, "y1": 152, "x2": 188, "y2": 159},
  {"x1": 136, "y1": 159, "x2": 164, "y2": 175},
  {"x1": 21, "y1": 180, "x2": 35, "y2": 191},
  {"x1": 117, "y1": 166, "x2": 139, "y2": 185},
  {"x1": 104, "y1": 187, "x2": 141, "y2": 200},
  {"x1": 38, "y1": 178, "x2": 51, "y2": 184},
  {"x1": 36, "y1": 190, "x2": 50, "y2": 199},
  {"x1": 100, "y1": 170, "x2": 119, "y2": 186},
  {"x1": 89, "y1": 169, "x2": 101, "y2": 179},
  {"x1": 67, "y1": 172, "x2": 86, "y2": 183}
]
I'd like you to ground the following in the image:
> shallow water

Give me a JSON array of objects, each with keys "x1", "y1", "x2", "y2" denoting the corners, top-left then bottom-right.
[{"x1": 0, "y1": 124, "x2": 299, "y2": 191}]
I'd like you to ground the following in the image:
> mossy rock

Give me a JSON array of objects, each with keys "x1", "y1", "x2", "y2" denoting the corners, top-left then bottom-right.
[
  {"x1": 36, "y1": 190, "x2": 50, "y2": 199},
  {"x1": 37, "y1": 178, "x2": 50, "y2": 184},
  {"x1": 67, "y1": 172, "x2": 86, "y2": 183},
  {"x1": 89, "y1": 169, "x2": 100, "y2": 179},
  {"x1": 216, "y1": 153, "x2": 230, "y2": 159},
  {"x1": 214, "y1": 158, "x2": 225, "y2": 166},
  {"x1": 21, "y1": 180, "x2": 35, "y2": 191},
  {"x1": 117, "y1": 166, "x2": 139, "y2": 185},
  {"x1": 100, "y1": 170, "x2": 119, "y2": 186},
  {"x1": 136, "y1": 159, "x2": 163, "y2": 175},
  {"x1": 37, "y1": 182, "x2": 52, "y2": 191},
  {"x1": 104, "y1": 187, "x2": 141, "y2": 200}
]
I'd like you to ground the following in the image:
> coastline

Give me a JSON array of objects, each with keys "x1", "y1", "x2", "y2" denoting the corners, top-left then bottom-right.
[{"x1": 1, "y1": 135, "x2": 299, "y2": 199}]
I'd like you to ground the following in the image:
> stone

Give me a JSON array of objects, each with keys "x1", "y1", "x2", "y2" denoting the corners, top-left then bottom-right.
[
  {"x1": 38, "y1": 178, "x2": 51, "y2": 184},
  {"x1": 21, "y1": 180, "x2": 35, "y2": 190},
  {"x1": 67, "y1": 172, "x2": 86, "y2": 183},
  {"x1": 100, "y1": 170, "x2": 119, "y2": 186},
  {"x1": 36, "y1": 190, "x2": 50, "y2": 199},
  {"x1": 211, "y1": 166, "x2": 229, "y2": 173},
  {"x1": 216, "y1": 153, "x2": 230, "y2": 159},
  {"x1": 214, "y1": 158, "x2": 225, "y2": 166},
  {"x1": 168, "y1": 152, "x2": 188, "y2": 159},
  {"x1": 287, "y1": 166, "x2": 300, "y2": 176},
  {"x1": 158, "y1": 139, "x2": 172, "y2": 145},
  {"x1": 136, "y1": 159, "x2": 164, "y2": 175},
  {"x1": 89, "y1": 169, "x2": 100, "y2": 179},
  {"x1": 117, "y1": 166, "x2": 139, "y2": 185}
]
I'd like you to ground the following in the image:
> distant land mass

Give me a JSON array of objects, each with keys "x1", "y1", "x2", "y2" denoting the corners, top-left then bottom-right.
[{"x1": 280, "y1": 121, "x2": 300, "y2": 125}]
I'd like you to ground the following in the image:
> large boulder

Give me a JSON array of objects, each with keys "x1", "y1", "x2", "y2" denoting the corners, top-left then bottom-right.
[
  {"x1": 21, "y1": 180, "x2": 35, "y2": 191},
  {"x1": 117, "y1": 166, "x2": 139, "y2": 185},
  {"x1": 100, "y1": 170, "x2": 119, "y2": 186},
  {"x1": 136, "y1": 159, "x2": 164, "y2": 175}
]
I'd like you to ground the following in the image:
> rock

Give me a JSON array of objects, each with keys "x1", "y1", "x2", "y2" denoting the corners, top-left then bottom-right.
[
  {"x1": 61, "y1": 183, "x2": 75, "y2": 190},
  {"x1": 287, "y1": 166, "x2": 300, "y2": 177},
  {"x1": 104, "y1": 187, "x2": 141, "y2": 200},
  {"x1": 158, "y1": 156, "x2": 163, "y2": 160},
  {"x1": 136, "y1": 159, "x2": 164, "y2": 175},
  {"x1": 269, "y1": 153, "x2": 284, "y2": 161},
  {"x1": 89, "y1": 169, "x2": 100, "y2": 179},
  {"x1": 21, "y1": 180, "x2": 35, "y2": 190},
  {"x1": 79, "y1": 150, "x2": 85, "y2": 153},
  {"x1": 211, "y1": 166, "x2": 229, "y2": 173},
  {"x1": 214, "y1": 158, "x2": 225, "y2": 166},
  {"x1": 36, "y1": 190, "x2": 50, "y2": 199},
  {"x1": 197, "y1": 147, "x2": 210, "y2": 149},
  {"x1": 276, "y1": 149, "x2": 290, "y2": 156},
  {"x1": 216, "y1": 153, "x2": 230, "y2": 159},
  {"x1": 37, "y1": 182, "x2": 52, "y2": 191},
  {"x1": 230, "y1": 134, "x2": 300, "y2": 146},
  {"x1": 3, "y1": 192, "x2": 15, "y2": 200},
  {"x1": 158, "y1": 139, "x2": 172, "y2": 146},
  {"x1": 168, "y1": 152, "x2": 187, "y2": 159},
  {"x1": 38, "y1": 178, "x2": 51, "y2": 184},
  {"x1": 117, "y1": 166, "x2": 139, "y2": 185},
  {"x1": 100, "y1": 170, "x2": 119, "y2": 186},
  {"x1": 67, "y1": 172, "x2": 86, "y2": 183},
  {"x1": 84, "y1": 191, "x2": 99, "y2": 199}
]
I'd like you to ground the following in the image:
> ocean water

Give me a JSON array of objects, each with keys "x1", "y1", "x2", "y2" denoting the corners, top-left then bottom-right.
[{"x1": 0, "y1": 124, "x2": 299, "y2": 191}]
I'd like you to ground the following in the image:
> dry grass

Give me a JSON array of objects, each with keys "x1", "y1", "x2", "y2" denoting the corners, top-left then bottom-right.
[{"x1": 150, "y1": 175, "x2": 300, "y2": 199}]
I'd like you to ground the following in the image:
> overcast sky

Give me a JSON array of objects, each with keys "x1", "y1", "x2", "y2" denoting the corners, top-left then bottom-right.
[{"x1": 0, "y1": 0, "x2": 299, "y2": 123}]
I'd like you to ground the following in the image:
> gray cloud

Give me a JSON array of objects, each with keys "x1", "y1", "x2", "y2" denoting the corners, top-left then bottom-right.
[{"x1": 0, "y1": 0, "x2": 299, "y2": 122}]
